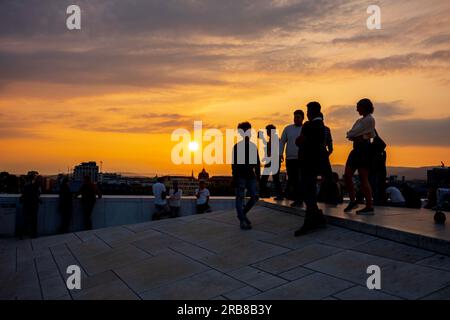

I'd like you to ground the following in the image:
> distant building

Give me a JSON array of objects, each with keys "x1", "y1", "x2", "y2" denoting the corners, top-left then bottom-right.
[
  {"x1": 208, "y1": 176, "x2": 234, "y2": 196},
  {"x1": 198, "y1": 168, "x2": 210, "y2": 181},
  {"x1": 428, "y1": 167, "x2": 450, "y2": 188},
  {"x1": 163, "y1": 175, "x2": 199, "y2": 196},
  {"x1": 209, "y1": 176, "x2": 233, "y2": 185},
  {"x1": 99, "y1": 172, "x2": 122, "y2": 184},
  {"x1": 73, "y1": 161, "x2": 99, "y2": 182}
]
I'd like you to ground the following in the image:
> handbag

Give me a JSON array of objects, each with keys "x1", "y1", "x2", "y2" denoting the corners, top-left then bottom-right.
[{"x1": 371, "y1": 129, "x2": 386, "y2": 155}]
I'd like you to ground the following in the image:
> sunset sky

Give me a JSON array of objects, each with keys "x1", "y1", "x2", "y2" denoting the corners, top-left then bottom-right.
[{"x1": 1, "y1": 0, "x2": 449, "y2": 176}]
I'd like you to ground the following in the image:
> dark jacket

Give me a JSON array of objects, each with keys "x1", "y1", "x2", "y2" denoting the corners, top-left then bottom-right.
[
  {"x1": 20, "y1": 183, "x2": 41, "y2": 209},
  {"x1": 77, "y1": 182, "x2": 102, "y2": 204},
  {"x1": 59, "y1": 184, "x2": 73, "y2": 211},
  {"x1": 232, "y1": 138, "x2": 261, "y2": 180},
  {"x1": 296, "y1": 119, "x2": 332, "y2": 174}
]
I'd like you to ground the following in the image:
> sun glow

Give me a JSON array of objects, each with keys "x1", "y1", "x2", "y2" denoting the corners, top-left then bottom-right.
[{"x1": 188, "y1": 141, "x2": 199, "y2": 152}]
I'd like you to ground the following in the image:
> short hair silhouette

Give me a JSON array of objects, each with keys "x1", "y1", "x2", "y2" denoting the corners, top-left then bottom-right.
[
  {"x1": 294, "y1": 110, "x2": 304, "y2": 117},
  {"x1": 357, "y1": 98, "x2": 374, "y2": 114},
  {"x1": 238, "y1": 121, "x2": 252, "y2": 132},
  {"x1": 266, "y1": 124, "x2": 276, "y2": 131},
  {"x1": 307, "y1": 101, "x2": 322, "y2": 117}
]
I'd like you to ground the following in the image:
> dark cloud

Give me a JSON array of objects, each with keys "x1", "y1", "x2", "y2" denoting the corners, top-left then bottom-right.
[
  {"x1": 324, "y1": 102, "x2": 450, "y2": 147},
  {"x1": 0, "y1": 0, "x2": 346, "y2": 38},
  {"x1": 135, "y1": 113, "x2": 185, "y2": 120},
  {"x1": 421, "y1": 34, "x2": 450, "y2": 47},
  {"x1": 331, "y1": 34, "x2": 392, "y2": 45},
  {"x1": 334, "y1": 50, "x2": 450, "y2": 73},
  {"x1": 378, "y1": 117, "x2": 450, "y2": 147},
  {"x1": 0, "y1": 49, "x2": 229, "y2": 88},
  {"x1": 0, "y1": 119, "x2": 46, "y2": 139},
  {"x1": 326, "y1": 101, "x2": 410, "y2": 127}
]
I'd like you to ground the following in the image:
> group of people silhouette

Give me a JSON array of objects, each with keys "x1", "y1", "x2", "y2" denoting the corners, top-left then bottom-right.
[
  {"x1": 19, "y1": 98, "x2": 382, "y2": 239},
  {"x1": 231, "y1": 99, "x2": 382, "y2": 236}
]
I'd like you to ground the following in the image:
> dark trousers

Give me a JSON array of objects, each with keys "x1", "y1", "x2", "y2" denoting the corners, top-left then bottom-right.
[
  {"x1": 197, "y1": 203, "x2": 209, "y2": 214},
  {"x1": 301, "y1": 158, "x2": 333, "y2": 213},
  {"x1": 21, "y1": 204, "x2": 39, "y2": 238},
  {"x1": 235, "y1": 178, "x2": 259, "y2": 222},
  {"x1": 82, "y1": 201, "x2": 95, "y2": 230},
  {"x1": 260, "y1": 171, "x2": 282, "y2": 198},
  {"x1": 170, "y1": 206, "x2": 180, "y2": 218},
  {"x1": 60, "y1": 206, "x2": 73, "y2": 234},
  {"x1": 286, "y1": 159, "x2": 302, "y2": 202}
]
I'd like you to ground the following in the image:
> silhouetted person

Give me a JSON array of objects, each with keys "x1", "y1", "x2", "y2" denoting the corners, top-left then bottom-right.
[
  {"x1": 370, "y1": 150, "x2": 387, "y2": 206},
  {"x1": 19, "y1": 173, "x2": 42, "y2": 238},
  {"x1": 232, "y1": 122, "x2": 261, "y2": 230},
  {"x1": 280, "y1": 110, "x2": 304, "y2": 207},
  {"x1": 344, "y1": 98, "x2": 376, "y2": 215},
  {"x1": 259, "y1": 124, "x2": 283, "y2": 200},
  {"x1": 58, "y1": 177, "x2": 73, "y2": 233},
  {"x1": 318, "y1": 172, "x2": 343, "y2": 205},
  {"x1": 168, "y1": 181, "x2": 182, "y2": 218},
  {"x1": 425, "y1": 185, "x2": 438, "y2": 209},
  {"x1": 76, "y1": 175, "x2": 102, "y2": 230},
  {"x1": 294, "y1": 102, "x2": 331, "y2": 236},
  {"x1": 152, "y1": 177, "x2": 170, "y2": 220},
  {"x1": 320, "y1": 113, "x2": 334, "y2": 156},
  {"x1": 196, "y1": 181, "x2": 211, "y2": 214},
  {"x1": 386, "y1": 185, "x2": 406, "y2": 206},
  {"x1": 400, "y1": 183, "x2": 422, "y2": 209}
]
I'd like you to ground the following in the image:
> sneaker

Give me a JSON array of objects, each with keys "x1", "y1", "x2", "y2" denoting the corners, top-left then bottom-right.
[
  {"x1": 356, "y1": 207, "x2": 375, "y2": 215},
  {"x1": 240, "y1": 221, "x2": 252, "y2": 230},
  {"x1": 344, "y1": 201, "x2": 359, "y2": 212},
  {"x1": 244, "y1": 217, "x2": 252, "y2": 226}
]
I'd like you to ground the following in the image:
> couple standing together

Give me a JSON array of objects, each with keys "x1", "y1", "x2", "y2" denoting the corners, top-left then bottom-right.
[{"x1": 232, "y1": 99, "x2": 377, "y2": 236}]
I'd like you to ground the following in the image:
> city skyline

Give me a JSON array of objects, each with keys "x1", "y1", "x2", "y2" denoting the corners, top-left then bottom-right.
[{"x1": 1, "y1": 0, "x2": 449, "y2": 176}]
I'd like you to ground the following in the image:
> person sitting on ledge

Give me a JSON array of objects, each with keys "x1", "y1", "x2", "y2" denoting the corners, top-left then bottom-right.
[
  {"x1": 195, "y1": 180, "x2": 211, "y2": 214},
  {"x1": 152, "y1": 177, "x2": 170, "y2": 220},
  {"x1": 385, "y1": 185, "x2": 406, "y2": 207}
]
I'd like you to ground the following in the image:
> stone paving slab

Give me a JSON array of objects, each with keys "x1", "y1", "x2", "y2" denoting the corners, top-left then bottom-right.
[
  {"x1": 334, "y1": 285, "x2": 401, "y2": 300},
  {"x1": 252, "y1": 244, "x2": 343, "y2": 274},
  {"x1": 352, "y1": 239, "x2": 435, "y2": 263},
  {"x1": 198, "y1": 240, "x2": 290, "y2": 272},
  {"x1": 261, "y1": 200, "x2": 450, "y2": 255},
  {"x1": 71, "y1": 270, "x2": 139, "y2": 300},
  {"x1": 140, "y1": 269, "x2": 245, "y2": 300},
  {"x1": 1, "y1": 204, "x2": 449, "y2": 300},
  {"x1": 114, "y1": 251, "x2": 209, "y2": 294},
  {"x1": 250, "y1": 273, "x2": 353, "y2": 300},
  {"x1": 304, "y1": 250, "x2": 450, "y2": 299},
  {"x1": 417, "y1": 254, "x2": 450, "y2": 272},
  {"x1": 76, "y1": 245, "x2": 150, "y2": 276},
  {"x1": 226, "y1": 266, "x2": 288, "y2": 291}
]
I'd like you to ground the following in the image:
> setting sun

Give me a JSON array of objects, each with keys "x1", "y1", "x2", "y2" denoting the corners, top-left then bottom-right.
[{"x1": 188, "y1": 141, "x2": 200, "y2": 152}]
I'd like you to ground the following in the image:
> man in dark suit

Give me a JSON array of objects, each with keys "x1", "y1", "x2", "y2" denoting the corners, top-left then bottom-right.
[{"x1": 295, "y1": 102, "x2": 332, "y2": 236}]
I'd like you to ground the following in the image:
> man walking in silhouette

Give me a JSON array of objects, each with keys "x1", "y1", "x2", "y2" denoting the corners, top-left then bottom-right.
[
  {"x1": 232, "y1": 122, "x2": 261, "y2": 230},
  {"x1": 295, "y1": 102, "x2": 331, "y2": 236}
]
